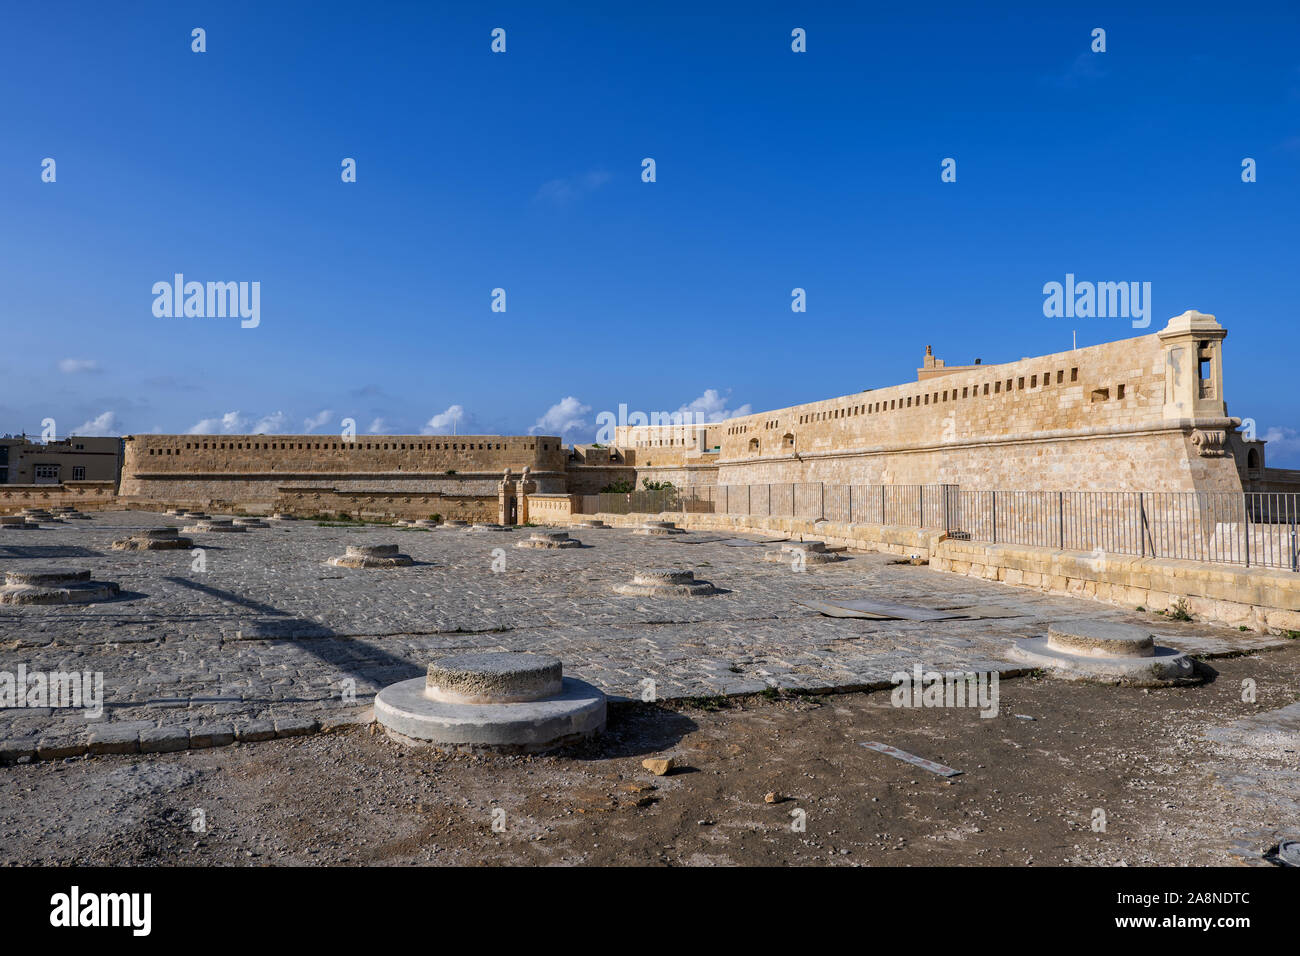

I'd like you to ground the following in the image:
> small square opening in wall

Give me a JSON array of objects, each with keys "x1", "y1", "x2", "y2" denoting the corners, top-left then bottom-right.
[
  {"x1": 1057, "y1": 370, "x2": 1064, "y2": 384},
  {"x1": 1117, "y1": 384, "x2": 1126, "y2": 399},
  {"x1": 1071, "y1": 367, "x2": 1079, "y2": 382},
  {"x1": 1090, "y1": 387, "x2": 1110, "y2": 403}
]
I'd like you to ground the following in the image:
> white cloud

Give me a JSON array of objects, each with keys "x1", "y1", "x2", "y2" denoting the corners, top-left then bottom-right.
[
  {"x1": 303, "y1": 409, "x2": 333, "y2": 433},
  {"x1": 535, "y1": 169, "x2": 612, "y2": 205},
  {"x1": 188, "y1": 411, "x2": 249, "y2": 435},
  {"x1": 1262, "y1": 426, "x2": 1300, "y2": 467},
  {"x1": 530, "y1": 396, "x2": 591, "y2": 438},
  {"x1": 423, "y1": 404, "x2": 466, "y2": 434},
  {"x1": 70, "y1": 411, "x2": 119, "y2": 435},
  {"x1": 367, "y1": 417, "x2": 389, "y2": 434},
  {"x1": 677, "y1": 388, "x2": 752, "y2": 422},
  {"x1": 58, "y1": 358, "x2": 100, "y2": 374},
  {"x1": 252, "y1": 411, "x2": 289, "y2": 434}
]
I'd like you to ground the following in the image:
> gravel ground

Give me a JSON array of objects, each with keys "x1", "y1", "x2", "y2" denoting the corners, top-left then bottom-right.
[{"x1": 3, "y1": 640, "x2": 1296, "y2": 867}]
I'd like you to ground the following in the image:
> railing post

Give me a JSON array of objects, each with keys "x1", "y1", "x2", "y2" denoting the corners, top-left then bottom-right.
[
  {"x1": 820, "y1": 482, "x2": 825, "y2": 521},
  {"x1": 919, "y1": 487, "x2": 925, "y2": 529},
  {"x1": 848, "y1": 484, "x2": 853, "y2": 524},
  {"x1": 991, "y1": 490, "x2": 997, "y2": 544},
  {"x1": 1244, "y1": 493, "x2": 1250, "y2": 568},
  {"x1": 1291, "y1": 512, "x2": 1297, "y2": 572},
  {"x1": 1058, "y1": 491, "x2": 1064, "y2": 550},
  {"x1": 1139, "y1": 493, "x2": 1145, "y2": 558}
]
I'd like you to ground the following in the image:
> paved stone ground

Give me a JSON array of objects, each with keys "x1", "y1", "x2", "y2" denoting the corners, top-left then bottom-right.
[{"x1": 0, "y1": 511, "x2": 1285, "y2": 761}]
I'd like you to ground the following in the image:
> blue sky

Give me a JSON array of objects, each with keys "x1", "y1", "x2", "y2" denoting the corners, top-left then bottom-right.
[{"x1": 3, "y1": 1, "x2": 1298, "y2": 463}]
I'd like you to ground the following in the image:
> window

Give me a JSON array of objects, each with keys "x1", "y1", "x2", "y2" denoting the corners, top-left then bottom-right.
[{"x1": 72, "y1": 466, "x2": 85, "y2": 480}]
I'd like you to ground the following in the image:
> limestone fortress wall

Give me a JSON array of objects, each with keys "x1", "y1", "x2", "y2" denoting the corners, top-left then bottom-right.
[
  {"x1": 712, "y1": 311, "x2": 1254, "y2": 493},
  {"x1": 118, "y1": 434, "x2": 567, "y2": 518},
  {"x1": 112, "y1": 312, "x2": 1273, "y2": 518}
]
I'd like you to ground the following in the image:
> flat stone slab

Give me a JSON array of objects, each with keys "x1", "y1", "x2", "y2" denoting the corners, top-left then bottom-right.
[
  {"x1": 797, "y1": 598, "x2": 966, "y2": 621},
  {"x1": 468, "y1": 523, "x2": 510, "y2": 532},
  {"x1": 426, "y1": 652, "x2": 563, "y2": 703},
  {"x1": 375, "y1": 675, "x2": 605, "y2": 753}
]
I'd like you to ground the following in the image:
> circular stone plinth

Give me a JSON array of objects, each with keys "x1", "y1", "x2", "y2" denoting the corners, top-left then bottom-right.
[
  {"x1": 0, "y1": 516, "x2": 37, "y2": 529},
  {"x1": 516, "y1": 531, "x2": 581, "y2": 549},
  {"x1": 1047, "y1": 620, "x2": 1154, "y2": 658},
  {"x1": 327, "y1": 543, "x2": 413, "y2": 568},
  {"x1": 183, "y1": 521, "x2": 246, "y2": 533},
  {"x1": 5, "y1": 569, "x2": 91, "y2": 587},
  {"x1": 232, "y1": 517, "x2": 269, "y2": 528},
  {"x1": 762, "y1": 547, "x2": 840, "y2": 565},
  {"x1": 412, "y1": 519, "x2": 439, "y2": 528},
  {"x1": 1010, "y1": 625, "x2": 1197, "y2": 687},
  {"x1": 783, "y1": 540, "x2": 827, "y2": 553},
  {"x1": 270, "y1": 513, "x2": 297, "y2": 521},
  {"x1": 614, "y1": 568, "x2": 717, "y2": 597},
  {"x1": 0, "y1": 569, "x2": 118, "y2": 605},
  {"x1": 375, "y1": 675, "x2": 605, "y2": 753},
  {"x1": 637, "y1": 522, "x2": 686, "y2": 538},
  {"x1": 112, "y1": 529, "x2": 194, "y2": 551},
  {"x1": 426, "y1": 652, "x2": 563, "y2": 703},
  {"x1": 468, "y1": 523, "x2": 509, "y2": 532},
  {"x1": 569, "y1": 519, "x2": 607, "y2": 529},
  {"x1": 442, "y1": 520, "x2": 469, "y2": 528}
]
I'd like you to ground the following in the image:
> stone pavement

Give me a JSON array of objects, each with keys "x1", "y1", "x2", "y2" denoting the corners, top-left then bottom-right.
[{"x1": 0, "y1": 512, "x2": 1283, "y2": 762}]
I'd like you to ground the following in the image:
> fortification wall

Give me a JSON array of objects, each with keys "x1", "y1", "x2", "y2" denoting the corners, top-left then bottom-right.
[
  {"x1": 118, "y1": 433, "x2": 567, "y2": 507},
  {"x1": 715, "y1": 315, "x2": 1244, "y2": 493}
]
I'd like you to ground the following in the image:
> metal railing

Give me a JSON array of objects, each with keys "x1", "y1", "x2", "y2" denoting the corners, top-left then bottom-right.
[{"x1": 578, "y1": 483, "x2": 1300, "y2": 571}]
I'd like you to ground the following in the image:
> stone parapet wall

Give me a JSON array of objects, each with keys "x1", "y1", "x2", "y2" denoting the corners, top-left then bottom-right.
[
  {"x1": 525, "y1": 494, "x2": 578, "y2": 524},
  {"x1": 0, "y1": 481, "x2": 118, "y2": 514}
]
